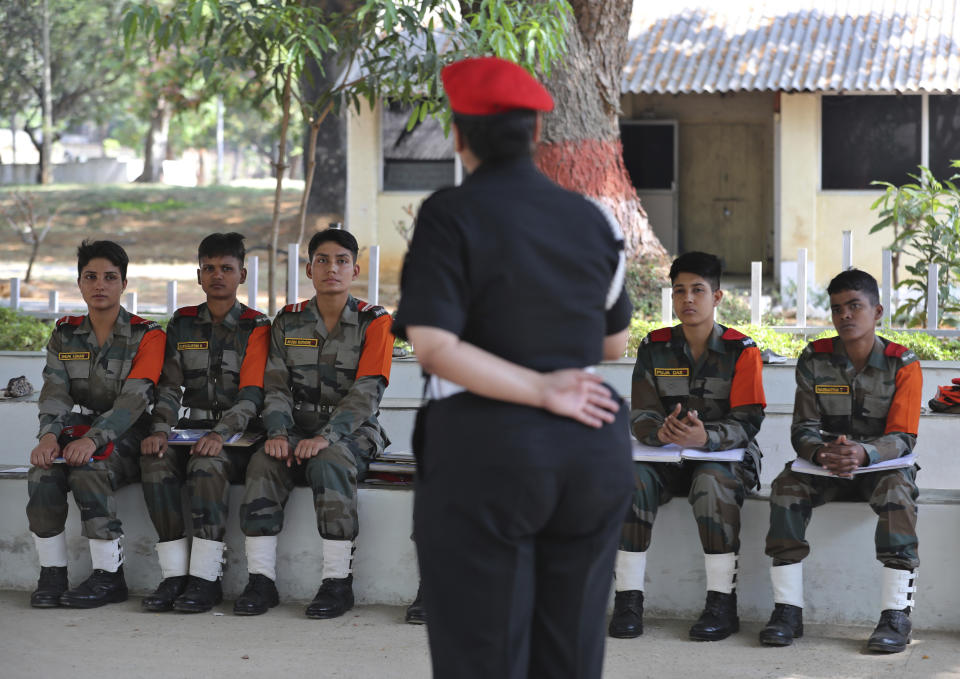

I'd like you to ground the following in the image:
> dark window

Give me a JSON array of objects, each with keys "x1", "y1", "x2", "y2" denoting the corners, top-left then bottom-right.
[
  {"x1": 930, "y1": 95, "x2": 960, "y2": 181},
  {"x1": 821, "y1": 95, "x2": 921, "y2": 189},
  {"x1": 382, "y1": 102, "x2": 454, "y2": 191},
  {"x1": 620, "y1": 122, "x2": 675, "y2": 190}
]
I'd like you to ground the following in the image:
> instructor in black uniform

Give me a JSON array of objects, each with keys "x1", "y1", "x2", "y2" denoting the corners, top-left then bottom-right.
[{"x1": 393, "y1": 57, "x2": 635, "y2": 679}]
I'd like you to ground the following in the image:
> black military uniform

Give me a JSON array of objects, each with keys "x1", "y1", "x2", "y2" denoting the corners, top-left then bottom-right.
[{"x1": 394, "y1": 57, "x2": 634, "y2": 679}]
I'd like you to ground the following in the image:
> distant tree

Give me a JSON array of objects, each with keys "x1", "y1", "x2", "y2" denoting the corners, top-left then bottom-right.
[{"x1": 0, "y1": 0, "x2": 133, "y2": 183}]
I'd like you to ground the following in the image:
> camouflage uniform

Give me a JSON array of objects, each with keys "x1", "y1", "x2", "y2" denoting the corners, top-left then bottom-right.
[
  {"x1": 765, "y1": 336, "x2": 923, "y2": 570},
  {"x1": 140, "y1": 301, "x2": 270, "y2": 542},
  {"x1": 26, "y1": 309, "x2": 164, "y2": 539},
  {"x1": 240, "y1": 295, "x2": 393, "y2": 540},
  {"x1": 623, "y1": 323, "x2": 766, "y2": 554}
]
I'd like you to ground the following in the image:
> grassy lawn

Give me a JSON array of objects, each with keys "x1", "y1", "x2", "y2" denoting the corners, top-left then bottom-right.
[{"x1": 0, "y1": 183, "x2": 359, "y2": 310}]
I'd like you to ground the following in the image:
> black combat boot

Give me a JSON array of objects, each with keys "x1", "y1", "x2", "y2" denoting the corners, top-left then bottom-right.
[
  {"x1": 867, "y1": 608, "x2": 912, "y2": 653},
  {"x1": 759, "y1": 603, "x2": 804, "y2": 646},
  {"x1": 305, "y1": 575, "x2": 354, "y2": 619},
  {"x1": 404, "y1": 584, "x2": 426, "y2": 625},
  {"x1": 689, "y1": 591, "x2": 739, "y2": 641},
  {"x1": 59, "y1": 566, "x2": 128, "y2": 608},
  {"x1": 173, "y1": 576, "x2": 223, "y2": 613},
  {"x1": 608, "y1": 590, "x2": 644, "y2": 638},
  {"x1": 141, "y1": 576, "x2": 189, "y2": 612},
  {"x1": 233, "y1": 573, "x2": 279, "y2": 616},
  {"x1": 31, "y1": 566, "x2": 68, "y2": 608}
]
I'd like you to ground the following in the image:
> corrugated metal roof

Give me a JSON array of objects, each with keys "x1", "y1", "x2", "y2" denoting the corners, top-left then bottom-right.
[{"x1": 624, "y1": 0, "x2": 960, "y2": 94}]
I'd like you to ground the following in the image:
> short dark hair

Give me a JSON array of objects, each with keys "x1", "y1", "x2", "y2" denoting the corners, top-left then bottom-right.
[
  {"x1": 827, "y1": 268, "x2": 880, "y2": 306},
  {"x1": 669, "y1": 251, "x2": 722, "y2": 291},
  {"x1": 77, "y1": 240, "x2": 129, "y2": 280},
  {"x1": 453, "y1": 110, "x2": 537, "y2": 164},
  {"x1": 308, "y1": 228, "x2": 359, "y2": 262},
  {"x1": 198, "y1": 232, "x2": 246, "y2": 264}
]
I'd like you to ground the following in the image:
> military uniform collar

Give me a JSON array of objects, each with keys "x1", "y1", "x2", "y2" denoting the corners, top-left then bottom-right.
[
  {"x1": 194, "y1": 300, "x2": 242, "y2": 329},
  {"x1": 74, "y1": 307, "x2": 132, "y2": 338},
  {"x1": 671, "y1": 322, "x2": 726, "y2": 354},
  {"x1": 831, "y1": 335, "x2": 887, "y2": 370},
  {"x1": 306, "y1": 294, "x2": 358, "y2": 337}
]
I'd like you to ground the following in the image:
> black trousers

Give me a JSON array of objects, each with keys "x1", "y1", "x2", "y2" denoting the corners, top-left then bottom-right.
[{"x1": 414, "y1": 394, "x2": 633, "y2": 679}]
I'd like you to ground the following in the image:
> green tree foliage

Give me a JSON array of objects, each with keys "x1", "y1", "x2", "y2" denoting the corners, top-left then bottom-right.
[{"x1": 123, "y1": 0, "x2": 571, "y2": 314}]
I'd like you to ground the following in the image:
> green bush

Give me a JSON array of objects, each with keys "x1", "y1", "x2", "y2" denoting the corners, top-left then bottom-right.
[
  {"x1": 624, "y1": 258, "x2": 669, "y2": 320},
  {"x1": 0, "y1": 308, "x2": 52, "y2": 351}
]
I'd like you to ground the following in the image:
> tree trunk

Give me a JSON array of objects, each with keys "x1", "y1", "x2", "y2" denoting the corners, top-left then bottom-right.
[
  {"x1": 268, "y1": 68, "x2": 294, "y2": 316},
  {"x1": 297, "y1": 103, "x2": 333, "y2": 246},
  {"x1": 302, "y1": 51, "x2": 347, "y2": 225},
  {"x1": 40, "y1": 0, "x2": 53, "y2": 185},
  {"x1": 137, "y1": 97, "x2": 171, "y2": 183},
  {"x1": 536, "y1": 0, "x2": 665, "y2": 262}
]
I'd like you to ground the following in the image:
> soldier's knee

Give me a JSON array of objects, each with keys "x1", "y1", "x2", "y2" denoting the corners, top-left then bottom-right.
[{"x1": 186, "y1": 454, "x2": 228, "y2": 478}]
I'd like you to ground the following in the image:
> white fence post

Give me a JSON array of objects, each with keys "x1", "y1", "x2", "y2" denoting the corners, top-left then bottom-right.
[
  {"x1": 751, "y1": 261, "x2": 762, "y2": 325},
  {"x1": 167, "y1": 280, "x2": 178, "y2": 315},
  {"x1": 48, "y1": 290, "x2": 59, "y2": 313},
  {"x1": 841, "y1": 230, "x2": 853, "y2": 270},
  {"x1": 287, "y1": 243, "x2": 299, "y2": 305},
  {"x1": 125, "y1": 291, "x2": 138, "y2": 315},
  {"x1": 9, "y1": 278, "x2": 20, "y2": 310},
  {"x1": 881, "y1": 249, "x2": 892, "y2": 328},
  {"x1": 796, "y1": 248, "x2": 807, "y2": 328},
  {"x1": 927, "y1": 263, "x2": 939, "y2": 330},
  {"x1": 367, "y1": 245, "x2": 380, "y2": 306},
  {"x1": 247, "y1": 255, "x2": 259, "y2": 311},
  {"x1": 661, "y1": 287, "x2": 672, "y2": 326}
]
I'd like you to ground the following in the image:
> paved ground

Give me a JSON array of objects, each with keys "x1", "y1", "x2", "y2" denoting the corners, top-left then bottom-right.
[{"x1": 2, "y1": 590, "x2": 959, "y2": 678}]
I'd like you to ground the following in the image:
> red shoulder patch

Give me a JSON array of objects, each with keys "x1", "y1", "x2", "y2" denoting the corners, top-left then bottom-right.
[
  {"x1": 240, "y1": 307, "x2": 265, "y2": 320},
  {"x1": 56, "y1": 315, "x2": 84, "y2": 327},
  {"x1": 648, "y1": 327, "x2": 673, "y2": 342},
  {"x1": 812, "y1": 338, "x2": 835, "y2": 353},
  {"x1": 177, "y1": 305, "x2": 200, "y2": 317},
  {"x1": 722, "y1": 328, "x2": 747, "y2": 341},
  {"x1": 130, "y1": 314, "x2": 150, "y2": 325},
  {"x1": 357, "y1": 299, "x2": 388, "y2": 318},
  {"x1": 884, "y1": 341, "x2": 909, "y2": 358}
]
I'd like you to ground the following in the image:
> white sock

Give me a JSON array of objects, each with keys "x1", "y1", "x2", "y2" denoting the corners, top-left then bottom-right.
[
  {"x1": 34, "y1": 532, "x2": 67, "y2": 568},
  {"x1": 614, "y1": 550, "x2": 646, "y2": 592},
  {"x1": 190, "y1": 538, "x2": 225, "y2": 582},
  {"x1": 245, "y1": 535, "x2": 277, "y2": 582},
  {"x1": 880, "y1": 567, "x2": 917, "y2": 611},
  {"x1": 704, "y1": 553, "x2": 737, "y2": 594},
  {"x1": 321, "y1": 539, "x2": 353, "y2": 580},
  {"x1": 89, "y1": 538, "x2": 123, "y2": 573},
  {"x1": 771, "y1": 563, "x2": 803, "y2": 608},
  {"x1": 156, "y1": 537, "x2": 189, "y2": 579}
]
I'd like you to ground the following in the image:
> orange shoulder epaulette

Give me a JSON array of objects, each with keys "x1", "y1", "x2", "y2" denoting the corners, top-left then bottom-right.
[
  {"x1": 884, "y1": 341, "x2": 909, "y2": 358},
  {"x1": 812, "y1": 337, "x2": 835, "y2": 353},
  {"x1": 56, "y1": 315, "x2": 84, "y2": 328},
  {"x1": 648, "y1": 327, "x2": 673, "y2": 342}
]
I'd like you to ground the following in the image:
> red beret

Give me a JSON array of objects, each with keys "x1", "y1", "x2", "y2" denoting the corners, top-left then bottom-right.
[{"x1": 441, "y1": 57, "x2": 554, "y2": 116}]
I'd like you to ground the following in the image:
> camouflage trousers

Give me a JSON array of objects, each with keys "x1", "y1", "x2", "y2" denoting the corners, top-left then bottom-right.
[
  {"x1": 26, "y1": 412, "x2": 148, "y2": 540},
  {"x1": 620, "y1": 460, "x2": 757, "y2": 554},
  {"x1": 765, "y1": 463, "x2": 920, "y2": 570},
  {"x1": 140, "y1": 444, "x2": 251, "y2": 543},
  {"x1": 239, "y1": 427, "x2": 378, "y2": 540}
]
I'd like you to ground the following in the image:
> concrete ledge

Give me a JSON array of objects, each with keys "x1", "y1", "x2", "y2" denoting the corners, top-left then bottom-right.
[{"x1": 1, "y1": 474, "x2": 959, "y2": 630}]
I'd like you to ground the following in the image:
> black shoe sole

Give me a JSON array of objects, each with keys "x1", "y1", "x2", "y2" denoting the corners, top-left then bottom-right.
[
  {"x1": 60, "y1": 590, "x2": 128, "y2": 609},
  {"x1": 608, "y1": 628, "x2": 643, "y2": 639},
  {"x1": 141, "y1": 600, "x2": 175, "y2": 612},
  {"x1": 759, "y1": 629, "x2": 802, "y2": 646},
  {"x1": 174, "y1": 601, "x2": 220, "y2": 613},
  {"x1": 867, "y1": 640, "x2": 910, "y2": 653},
  {"x1": 233, "y1": 606, "x2": 269, "y2": 616},
  {"x1": 405, "y1": 615, "x2": 427, "y2": 625},
  {"x1": 305, "y1": 604, "x2": 353, "y2": 619},
  {"x1": 689, "y1": 622, "x2": 739, "y2": 642},
  {"x1": 30, "y1": 598, "x2": 63, "y2": 609}
]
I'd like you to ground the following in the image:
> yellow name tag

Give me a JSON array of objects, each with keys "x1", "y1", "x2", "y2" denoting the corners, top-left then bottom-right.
[
  {"x1": 58, "y1": 351, "x2": 90, "y2": 361},
  {"x1": 815, "y1": 384, "x2": 850, "y2": 395},
  {"x1": 285, "y1": 337, "x2": 318, "y2": 347},
  {"x1": 177, "y1": 341, "x2": 209, "y2": 351},
  {"x1": 654, "y1": 368, "x2": 689, "y2": 377}
]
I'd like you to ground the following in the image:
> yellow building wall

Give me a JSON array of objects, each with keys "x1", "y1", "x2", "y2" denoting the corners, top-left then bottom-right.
[{"x1": 345, "y1": 102, "x2": 434, "y2": 298}]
